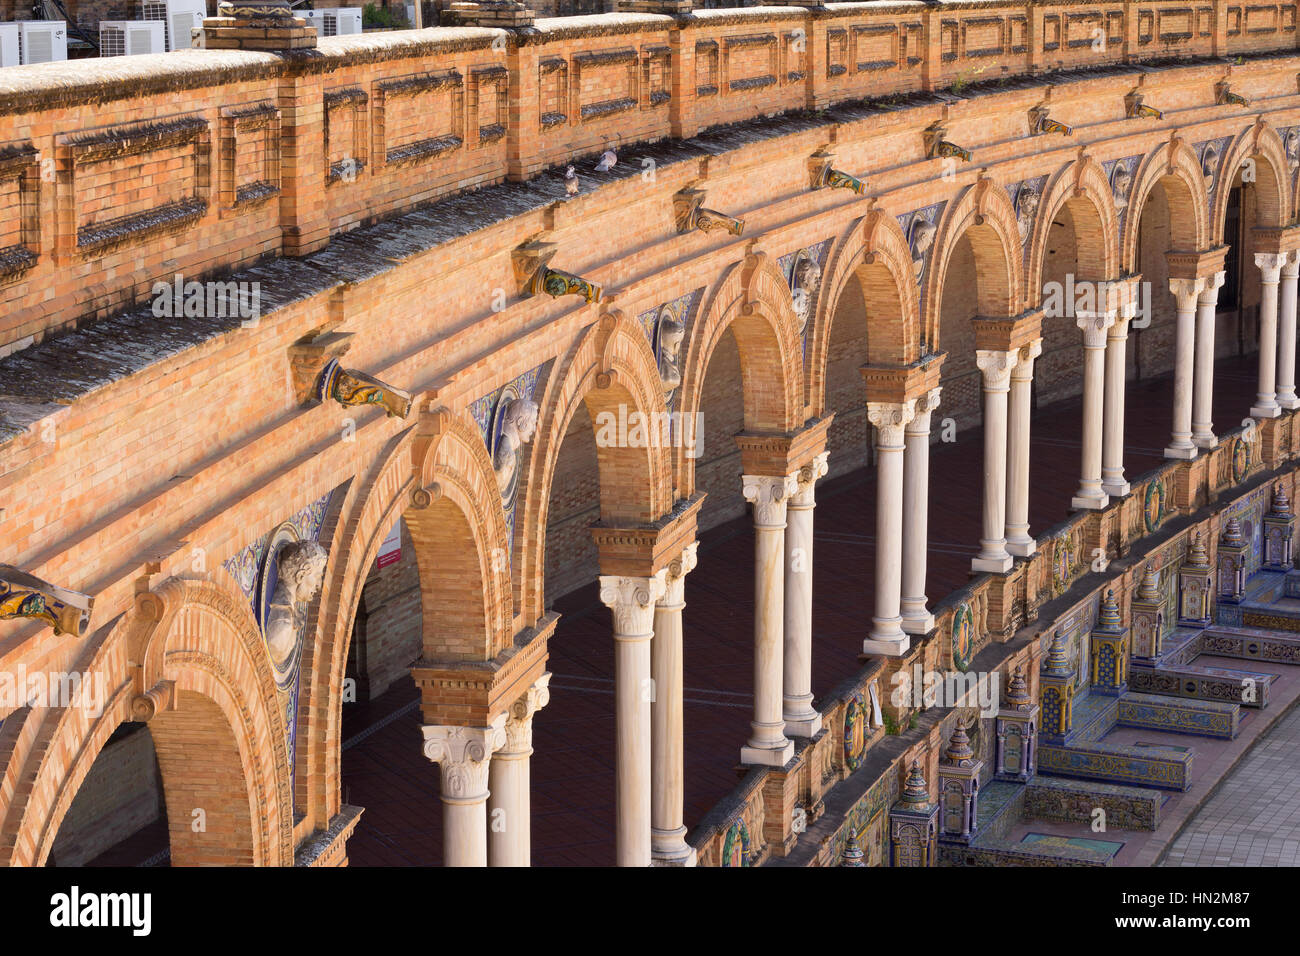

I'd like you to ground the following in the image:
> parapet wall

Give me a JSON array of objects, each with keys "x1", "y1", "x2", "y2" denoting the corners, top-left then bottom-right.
[{"x1": 1, "y1": 1, "x2": 1297, "y2": 352}]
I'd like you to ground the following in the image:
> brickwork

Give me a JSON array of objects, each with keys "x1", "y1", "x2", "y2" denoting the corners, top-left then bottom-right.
[{"x1": 1, "y1": 3, "x2": 1300, "y2": 865}]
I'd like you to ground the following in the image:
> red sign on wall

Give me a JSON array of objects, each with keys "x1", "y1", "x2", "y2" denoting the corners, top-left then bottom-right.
[{"x1": 377, "y1": 520, "x2": 402, "y2": 569}]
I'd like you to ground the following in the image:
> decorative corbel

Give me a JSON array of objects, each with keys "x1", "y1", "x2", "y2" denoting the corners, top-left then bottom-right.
[
  {"x1": 0, "y1": 565, "x2": 94, "y2": 636},
  {"x1": 318, "y1": 359, "x2": 413, "y2": 419},
  {"x1": 808, "y1": 147, "x2": 866, "y2": 194},
  {"x1": 924, "y1": 123, "x2": 972, "y2": 162},
  {"x1": 288, "y1": 327, "x2": 354, "y2": 406},
  {"x1": 131, "y1": 679, "x2": 178, "y2": 721},
  {"x1": 1215, "y1": 81, "x2": 1248, "y2": 107},
  {"x1": 513, "y1": 236, "x2": 602, "y2": 303},
  {"x1": 1029, "y1": 106, "x2": 1073, "y2": 136},
  {"x1": 1125, "y1": 92, "x2": 1163, "y2": 120},
  {"x1": 673, "y1": 186, "x2": 745, "y2": 236}
]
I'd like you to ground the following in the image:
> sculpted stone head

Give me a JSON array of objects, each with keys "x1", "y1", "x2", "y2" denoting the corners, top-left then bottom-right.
[
  {"x1": 494, "y1": 397, "x2": 540, "y2": 497},
  {"x1": 277, "y1": 540, "x2": 328, "y2": 606},
  {"x1": 1111, "y1": 165, "x2": 1132, "y2": 212}
]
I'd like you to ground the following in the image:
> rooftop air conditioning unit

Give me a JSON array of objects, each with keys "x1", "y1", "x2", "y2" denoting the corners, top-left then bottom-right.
[
  {"x1": 0, "y1": 23, "x2": 19, "y2": 67},
  {"x1": 18, "y1": 20, "x2": 67, "y2": 63},
  {"x1": 143, "y1": 0, "x2": 206, "y2": 51},
  {"x1": 100, "y1": 19, "x2": 165, "y2": 56},
  {"x1": 299, "y1": 8, "x2": 362, "y2": 37}
]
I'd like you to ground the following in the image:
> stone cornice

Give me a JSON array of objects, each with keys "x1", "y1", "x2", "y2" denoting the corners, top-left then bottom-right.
[
  {"x1": 1165, "y1": 245, "x2": 1229, "y2": 280},
  {"x1": 970, "y1": 310, "x2": 1044, "y2": 354}
]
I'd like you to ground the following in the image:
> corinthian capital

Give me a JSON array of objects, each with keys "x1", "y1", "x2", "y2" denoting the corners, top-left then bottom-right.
[
  {"x1": 975, "y1": 349, "x2": 1018, "y2": 392},
  {"x1": 1256, "y1": 252, "x2": 1288, "y2": 283},
  {"x1": 599, "y1": 571, "x2": 668, "y2": 638},
  {"x1": 1076, "y1": 310, "x2": 1116, "y2": 348},
  {"x1": 501, "y1": 672, "x2": 552, "y2": 755},
  {"x1": 422, "y1": 714, "x2": 508, "y2": 802},
  {"x1": 660, "y1": 541, "x2": 699, "y2": 606},
  {"x1": 742, "y1": 472, "x2": 800, "y2": 529},
  {"x1": 1168, "y1": 276, "x2": 1209, "y2": 311},
  {"x1": 867, "y1": 400, "x2": 916, "y2": 448},
  {"x1": 906, "y1": 387, "x2": 942, "y2": 433},
  {"x1": 791, "y1": 451, "x2": 830, "y2": 507}
]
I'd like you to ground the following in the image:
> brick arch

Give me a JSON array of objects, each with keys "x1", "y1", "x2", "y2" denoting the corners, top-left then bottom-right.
[
  {"x1": 808, "y1": 212, "x2": 922, "y2": 416},
  {"x1": 517, "y1": 309, "x2": 673, "y2": 620},
  {"x1": 1027, "y1": 156, "x2": 1121, "y2": 299},
  {"x1": 676, "y1": 252, "x2": 804, "y2": 496},
  {"x1": 1, "y1": 578, "x2": 292, "y2": 866},
  {"x1": 926, "y1": 179, "x2": 1024, "y2": 348},
  {"x1": 1122, "y1": 139, "x2": 1211, "y2": 272},
  {"x1": 303, "y1": 410, "x2": 511, "y2": 824},
  {"x1": 1211, "y1": 122, "x2": 1291, "y2": 241}
]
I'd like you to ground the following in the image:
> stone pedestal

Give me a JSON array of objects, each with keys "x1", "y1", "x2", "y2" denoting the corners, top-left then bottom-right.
[{"x1": 198, "y1": 0, "x2": 318, "y2": 50}]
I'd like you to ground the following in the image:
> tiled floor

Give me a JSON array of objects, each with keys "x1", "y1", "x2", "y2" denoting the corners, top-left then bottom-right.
[
  {"x1": 1162, "y1": 702, "x2": 1300, "y2": 867},
  {"x1": 85, "y1": 353, "x2": 1269, "y2": 866}
]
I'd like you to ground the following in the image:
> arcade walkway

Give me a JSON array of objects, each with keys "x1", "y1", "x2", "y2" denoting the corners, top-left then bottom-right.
[{"x1": 331, "y1": 353, "x2": 1262, "y2": 866}]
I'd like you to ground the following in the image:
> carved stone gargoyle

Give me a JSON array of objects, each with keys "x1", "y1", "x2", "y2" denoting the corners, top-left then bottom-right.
[
  {"x1": 808, "y1": 147, "x2": 866, "y2": 194},
  {"x1": 513, "y1": 237, "x2": 603, "y2": 303},
  {"x1": 924, "y1": 124, "x2": 972, "y2": 162},
  {"x1": 0, "y1": 565, "x2": 94, "y2": 636},
  {"x1": 673, "y1": 186, "x2": 745, "y2": 236},
  {"x1": 1029, "y1": 106, "x2": 1073, "y2": 136},
  {"x1": 1215, "y1": 82, "x2": 1248, "y2": 107},
  {"x1": 318, "y1": 358, "x2": 413, "y2": 419},
  {"x1": 1125, "y1": 92, "x2": 1163, "y2": 120}
]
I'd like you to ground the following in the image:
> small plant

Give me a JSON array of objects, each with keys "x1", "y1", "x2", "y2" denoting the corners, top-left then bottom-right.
[
  {"x1": 882, "y1": 711, "x2": 900, "y2": 735},
  {"x1": 363, "y1": 2, "x2": 408, "y2": 28}
]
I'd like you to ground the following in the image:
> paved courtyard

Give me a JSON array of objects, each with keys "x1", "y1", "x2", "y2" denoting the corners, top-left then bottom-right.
[{"x1": 1161, "y1": 702, "x2": 1300, "y2": 867}]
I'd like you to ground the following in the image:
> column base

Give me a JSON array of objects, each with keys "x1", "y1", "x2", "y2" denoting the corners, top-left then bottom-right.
[
  {"x1": 1163, "y1": 443, "x2": 1198, "y2": 460},
  {"x1": 971, "y1": 553, "x2": 1013, "y2": 574},
  {"x1": 1278, "y1": 393, "x2": 1300, "y2": 411},
  {"x1": 1005, "y1": 530, "x2": 1035, "y2": 557},
  {"x1": 1101, "y1": 476, "x2": 1130, "y2": 497},
  {"x1": 1251, "y1": 402, "x2": 1282, "y2": 419},
  {"x1": 900, "y1": 611, "x2": 935, "y2": 634},
  {"x1": 783, "y1": 710, "x2": 823, "y2": 738},
  {"x1": 1192, "y1": 432, "x2": 1217, "y2": 449},
  {"x1": 740, "y1": 740, "x2": 795, "y2": 767},
  {"x1": 1071, "y1": 490, "x2": 1110, "y2": 510},
  {"x1": 651, "y1": 828, "x2": 698, "y2": 867},
  {"x1": 862, "y1": 634, "x2": 910, "y2": 656}
]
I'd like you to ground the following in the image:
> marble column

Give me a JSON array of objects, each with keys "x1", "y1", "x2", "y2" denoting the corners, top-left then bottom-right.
[
  {"x1": 487, "y1": 673, "x2": 551, "y2": 867},
  {"x1": 972, "y1": 350, "x2": 1017, "y2": 574},
  {"x1": 784, "y1": 452, "x2": 829, "y2": 737},
  {"x1": 902, "y1": 388, "x2": 942, "y2": 630},
  {"x1": 1253, "y1": 253, "x2": 1287, "y2": 419},
  {"x1": 1192, "y1": 271, "x2": 1225, "y2": 447},
  {"x1": 651, "y1": 542, "x2": 698, "y2": 866},
  {"x1": 863, "y1": 400, "x2": 917, "y2": 656},
  {"x1": 1165, "y1": 277, "x2": 1206, "y2": 458},
  {"x1": 599, "y1": 571, "x2": 668, "y2": 866},
  {"x1": 422, "y1": 716, "x2": 507, "y2": 867},
  {"x1": 1101, "y1": 298, "x2": 1133, "y2": 497},
  {"x1": 1276, "y1": 252, "x2": 1300, "y2": 411},
  {"x1": 740, "y1": 472, "x2": 799, "y2": 767},
  {"x1": 1072, "y1": 311, "x2": 1116, "y2": 510},
  {"x1": 1005, "y1": 342, "x2": 1041, "y2": 555}
]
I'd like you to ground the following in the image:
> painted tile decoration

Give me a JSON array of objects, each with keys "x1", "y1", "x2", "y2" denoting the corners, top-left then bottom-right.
[
  {"x1": 468, "y1": 363, "x2": 546, "y2": 566},
  {"x1": 1100, "y1": 155, "x2": 1142, "y2": 235},
  {"x1": 777, "y1": 238, "x2": 833, "y2": 361},
  {"x1": 220, "y1": 488, "x2": 334, "y2": 804}
]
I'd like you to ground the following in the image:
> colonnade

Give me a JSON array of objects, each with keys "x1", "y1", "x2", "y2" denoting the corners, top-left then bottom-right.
[{"x1": 415, "y1": 241, "x2": 1300, "y2": 868}]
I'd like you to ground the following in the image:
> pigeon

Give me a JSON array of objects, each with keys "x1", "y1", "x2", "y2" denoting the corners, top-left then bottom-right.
[
  {"x1": 595, "y1": 149, "x2": 617, "y2": 173},
  {"x1": 564, "y1": 165, "x2": 579, "y2": 196}
]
